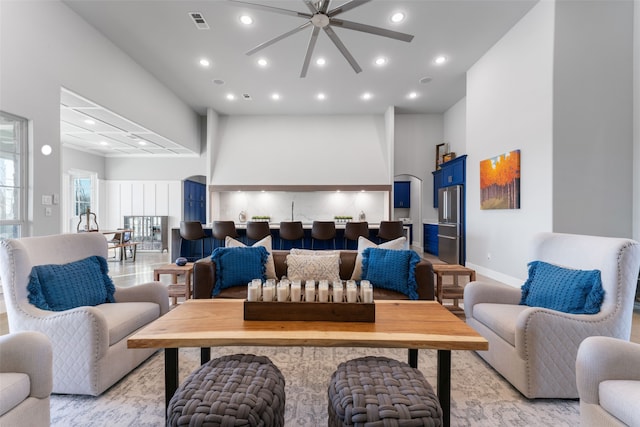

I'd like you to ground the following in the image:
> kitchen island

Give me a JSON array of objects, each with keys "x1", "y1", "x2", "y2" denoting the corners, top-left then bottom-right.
[{"x1": 170, "y1": 222, "x2": 411, "y2": 261}]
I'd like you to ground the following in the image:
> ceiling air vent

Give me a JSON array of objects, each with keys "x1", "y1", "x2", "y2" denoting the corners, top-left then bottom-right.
[{"x1": 189, "y1": 12, "x2": 209, "y2": 30}]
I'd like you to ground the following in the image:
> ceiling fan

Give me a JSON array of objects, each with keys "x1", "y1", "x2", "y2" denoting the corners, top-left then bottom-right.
[{"x1": 228, "y1": 0, "x2": 414, "y2": 77}]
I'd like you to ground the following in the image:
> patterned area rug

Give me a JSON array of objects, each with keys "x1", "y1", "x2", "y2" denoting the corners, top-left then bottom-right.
[{"x1": 51, "y1": 346, "x2": 579, "y2": 426}]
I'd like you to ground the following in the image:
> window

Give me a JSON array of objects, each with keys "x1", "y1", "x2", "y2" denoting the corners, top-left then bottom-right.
[
  {"x1": 0, "y1": 111, "x2": 27, "y2": 239},
  {"x1": 72, "y1": 176, "x2": 92, "y2": 216}
]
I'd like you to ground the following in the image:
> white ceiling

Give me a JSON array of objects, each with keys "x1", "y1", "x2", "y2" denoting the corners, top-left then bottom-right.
[{"x1": 60, "y1": 0, "x2": 538, "y2": 156}]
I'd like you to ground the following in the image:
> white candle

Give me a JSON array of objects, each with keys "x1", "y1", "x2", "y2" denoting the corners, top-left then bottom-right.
[
  {"x1": 277, "y1": 283, "x2": 289, "y2": 302},
  {"x1": 332, "y1": 281, "x2": 343, "y2": 303},
  {"x1": 362, "y1": 283, "x2": 373, "y2": 303},
  {"x1": 305, "y1": 282, "x2": 316, "y2": 302},
  {"x1": 262, "y1": 284, "x2": 274, "y2": 302},
  {"x1": 291, "y1": 281, "x2": 302, "y2": 302},
  {"x1": 318, "y1": 282, "x2": 329, "y2": 302},
  {"x1": 346, "y1": 282, "x2": 358, "y2": 303},
  {"x1": 247, "y1": 283, "x2": 260, "y2": 302},
  {"x1": 360, "y1": 280, "x2": 370, "y2": 299}
]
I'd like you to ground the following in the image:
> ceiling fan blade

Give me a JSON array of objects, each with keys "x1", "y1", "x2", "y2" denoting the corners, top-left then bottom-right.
[
  {"x1": 302, "y1": 0, "x2": 319, "y2": 14},
  {"x1": 330, "y1": 18, "x2": 414, "y2": 42},
  {"x1": 318, "y1": 0, "x2": 331, "y2": 14},
  {"x1": 227, "y1": 0, "x2": 312, "y2": 19},
  {"x1": 327, "y1": 0, "x2": 371, "y2": 17},
  {"x1": 300, "y1": 26, "x2": 321, "y2": 78},
  {"x1": 246, "y1": 21, "x2": 313, "y2": 56},
  {"x1": 323, "y1": 25, "x2": 362, "y2": 74}
]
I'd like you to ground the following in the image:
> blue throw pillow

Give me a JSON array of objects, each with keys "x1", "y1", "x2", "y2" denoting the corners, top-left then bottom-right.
[
  {"x1": 361, "y1": 247, "x2": 420, "y2": 300},
  {"x1": 211, "y1": 246, "x2": 268, "y2": 297},
  {"x1": 27, "y1": 256, "x2": 116, "y2": 311},
  {"x1": 519, "y1": 261, "x2": 604, "y2": 314}
]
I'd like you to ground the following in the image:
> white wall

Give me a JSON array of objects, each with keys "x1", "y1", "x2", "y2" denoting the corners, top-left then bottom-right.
[
  {"x1": 634, "y1": 0, "x2": 640, "y2": 242},
  {"x1": 443, "y1": 98, "x2": 467, "y2": 157},
  {"x1": 105, "y1": 155, "x2": 206, "y2": 181},
  {"x1": 552, "y1": 0, "x2": 635, "y2": 238},
  {"x1": 466, "y1": 0, "x2": 555, "y2": 284},
  {"x1": 394, "y1": 114, "x2": 444, "y2": 225},
  {"x1": 0, "y1": 1, "x2": 201, "y2": 236},
  {"x1": 214, "y1": 191, "x2": 386, "y2": 225},
  {"x1": 211, "y1": 115, "x2": 389, "y2": 185}
]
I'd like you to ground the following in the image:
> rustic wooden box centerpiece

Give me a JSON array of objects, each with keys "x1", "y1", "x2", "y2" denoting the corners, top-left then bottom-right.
[{"x1": 243, "y1": 299, "x2": 375, "y2": 322}]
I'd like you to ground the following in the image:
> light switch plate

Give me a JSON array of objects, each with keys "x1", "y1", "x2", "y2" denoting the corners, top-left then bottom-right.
[
  {"x1": 52, "y1": 193, "x2": 59, "y2": 204},
  {"x1": 45, "y1": 207, "x2": 52, "y2": 216},
  {"x1": 42, "y1": 195, "x2": 52, "y2": 205}
]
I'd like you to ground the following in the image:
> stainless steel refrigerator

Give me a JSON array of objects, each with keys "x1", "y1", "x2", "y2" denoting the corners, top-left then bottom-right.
[{"x1": 438, "y1": 185, "x2": 463, "y2": 265}]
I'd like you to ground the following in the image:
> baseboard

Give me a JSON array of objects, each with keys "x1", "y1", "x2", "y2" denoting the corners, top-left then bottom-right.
[{"x1": 465, "y1": 262, "x2": 523, "y2": 288}]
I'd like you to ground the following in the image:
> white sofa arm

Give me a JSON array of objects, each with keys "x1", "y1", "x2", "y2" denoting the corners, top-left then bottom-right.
[
  {"x1": 463, "y1": 281, "x2": 521, "y2": 319},
  {"x1": 576, "y1": 336, "x2": 640, "y2": 404},
  {"x1": 16, "y1": 303, "x2": 110, "y2": 359},
  {"x1": 114, "y1": 282, "x2": 169, "y2": 316},
  {"x1": 0, "y1": 331, "x2": 53, "y2": 399},
  {"x1": 514, "y1": 307, "x2": 612, "y2": 362}
]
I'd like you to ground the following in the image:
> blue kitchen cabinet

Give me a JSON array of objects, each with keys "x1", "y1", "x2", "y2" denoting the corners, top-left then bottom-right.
[
  {"x1": 423, "y1": 223, "x2": 438, "y2": 255},
  {"x1": 394, "y1": 181, "x2": 411, "y2": 208},
  {"x1": 432, "y1": 155, "x2": 466, "y2": 208}
]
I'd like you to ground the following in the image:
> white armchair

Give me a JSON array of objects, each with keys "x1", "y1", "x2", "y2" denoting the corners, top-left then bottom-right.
[
  {"x1": 0, "y1": 331, "x2": 53, "y2": 427},
  {"x1": 0, "y1": 233, "x2": 169, "y2": 396},
  {"x1": 576, "y1": 336, "x2": 640, "y2": 426},
  {"x1": 464, "y1": 232, "x2": 640, "y2": 398}
]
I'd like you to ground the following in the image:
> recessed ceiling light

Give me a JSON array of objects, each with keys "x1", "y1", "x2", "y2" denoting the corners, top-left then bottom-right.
[
  {"x1": 316, "y1": 58, "x2": 326, "y2": 66},
  {"x1": 317, "y1": 93, "x2": 326, "y2": 100},
  {"x1": 375, "y1": 57, "x2": 387, "y2": 66},
  {"x1": 99, "y1": 141, "x2": 109, "y2": 146},
  {"x1": 240, "y1": 15, "x2": 253, "y2": 25},
  {"x1": 408, "y1": 92, "x2": 418, "y2": 99},
  {"x1": 137, "y1": 140, "x2": 147, "y2": 146},
  {"x1": 434, "y1": 55, "x2": 447, "y2": 65},
  {"x1": 226, "y1": 93, "x2": 236, "y2": 100},
  {"x1": 84, "y1": 119, "x2": 95, "y2": 125},
  {"x1": 271, "y1": 93, "x2": 281, "y2": 100},
  {"x1": 390, "y1": 12, "x2": 405, "y2": 23},
  {"x1": 199, "y1": 58, "x2": 210, "y2": 67},
  {"x1": 257, "y1": 58, "x2": 268, "y2": 67},
  {"x1": 362, "y1": 92, "x2": 372, "y2": 100}
]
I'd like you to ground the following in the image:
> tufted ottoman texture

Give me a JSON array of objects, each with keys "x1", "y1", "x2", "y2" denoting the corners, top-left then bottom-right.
[
  {"x1": 167, "y1": 354, "x2": 286, "y2": 427},
  {"x1": 328, "y1": 356, "x2": 442, "y2": 427}
]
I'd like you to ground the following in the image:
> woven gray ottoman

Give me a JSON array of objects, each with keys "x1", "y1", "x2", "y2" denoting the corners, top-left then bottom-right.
[
  {"x1": 328, "y1": 356, "x2": 442, "y2": 427},
  {"x1": 167, "y1": 354, "x2": 285, "y2": 427}
]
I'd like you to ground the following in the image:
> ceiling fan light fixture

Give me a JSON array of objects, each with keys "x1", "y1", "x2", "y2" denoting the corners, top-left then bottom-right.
[
  {"x1": 374, "y1": 57, "x2": 387, "y2": 66},
  {"x1": 240, "y1": 15, "x2": 253, "y2": 25},
  {"x1": 390, "y1": 12, "x2": 405, "y2": 23}
]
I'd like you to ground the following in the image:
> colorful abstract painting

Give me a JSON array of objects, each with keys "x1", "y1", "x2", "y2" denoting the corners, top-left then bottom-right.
[{"x1": 480, "y1": 149, "x2": 521, "y2": 209}]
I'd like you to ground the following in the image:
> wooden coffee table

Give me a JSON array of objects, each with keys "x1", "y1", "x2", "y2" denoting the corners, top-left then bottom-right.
[{"x1": 128, "y1": 299, "x2": 487, "y2": 427}]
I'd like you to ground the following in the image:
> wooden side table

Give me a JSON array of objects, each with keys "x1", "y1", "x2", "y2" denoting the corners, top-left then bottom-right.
[
  {"x1": 432, "y1": 264, "x2": 476, "y2": 315},
  {"x1": 153, "y1": 263, "x2": 194, "y2": 307}
]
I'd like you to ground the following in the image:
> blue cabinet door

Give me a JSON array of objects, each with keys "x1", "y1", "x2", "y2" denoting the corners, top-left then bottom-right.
[
  {"x1": 440, "y1": 155, "x2": 466, "y2": 187},
  {"x1": 423, "y1": 224, "x2": 438, "y2": 255},
  {"x1": 432, "y1": 170, "x2": 442, "y2": 208},
  {"x1": 394, "y1": 181, "x2": 410, "y2": 208}
]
